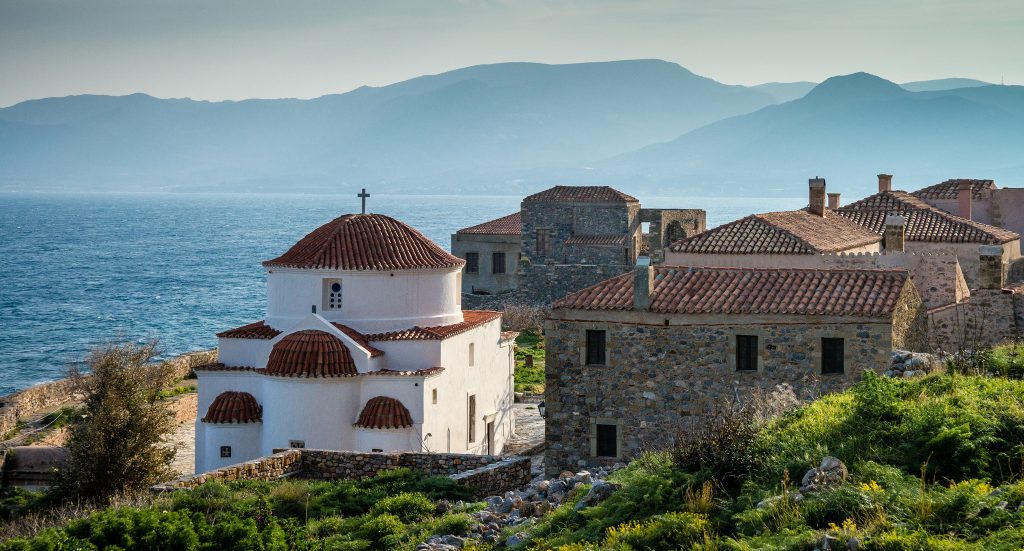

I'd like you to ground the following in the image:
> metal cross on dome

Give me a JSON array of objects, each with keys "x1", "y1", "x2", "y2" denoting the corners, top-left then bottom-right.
[{"x1": 358, "y1": 188, "x2": 370, "y2": 214}]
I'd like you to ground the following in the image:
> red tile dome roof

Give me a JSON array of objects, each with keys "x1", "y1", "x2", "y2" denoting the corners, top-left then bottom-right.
[
  {"x1": 354, "y1": 396, "x2": 414, "y2": 429},
  {"x1": 202, "y1": 391, "x2": 262, "y2": 424},
  {"x1": 263, "y1": 213, "x2": 464, "y2": 271},
  {"x1": 265, "y1": 330, "x2": 358, "y2": 378}
]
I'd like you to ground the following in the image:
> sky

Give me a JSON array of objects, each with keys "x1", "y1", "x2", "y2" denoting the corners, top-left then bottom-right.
[{"x1": 2, "y1": 0, "x2": 1022, "y2": 107}]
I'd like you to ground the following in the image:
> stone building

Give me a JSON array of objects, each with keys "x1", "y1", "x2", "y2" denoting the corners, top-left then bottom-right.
[
  {"x1": 543, "y1": 263, "x2": 926, "y2": 475},
  {"x1": 195, "y1": 213, "x2": 516, "y2": 474},
  {"x1": 835, "y1": 174, "x2": 1021, "y2": 290},
  {"x1": 452, "y1": 185, "x2": 705, "y2": 303}
]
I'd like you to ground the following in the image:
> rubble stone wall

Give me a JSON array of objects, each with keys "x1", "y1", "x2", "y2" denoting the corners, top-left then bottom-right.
[{"x1": 519, "y1": 264, "x2": 631, "y2": 305}]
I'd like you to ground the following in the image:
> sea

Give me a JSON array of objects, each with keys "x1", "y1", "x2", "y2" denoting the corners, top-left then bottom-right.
[{"x1": 0, "y1": 191, "x2": 803, "y2": 394}]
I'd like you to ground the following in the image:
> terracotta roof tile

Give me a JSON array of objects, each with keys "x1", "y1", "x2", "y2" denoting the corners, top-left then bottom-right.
[
  {"x1": 354, "y1": 396, "x2": 413, "y2": 429},
  {"x1": 263, "y1": 213, "x2": 464, "y2": 271},
  {"x1": 193, "y1": 363, "x2": 257, "y2": 372},
  {"x1": 330, "y1": 323, "x2": 385, "y2": 357},
  {"x1": 365, "y1": 367, "x2": 445, "y2": 377},
  {"x1": 913, "y1": 179, "x2": 996, "y2": 200},
  {"x1": 368, "y1": 310, "x2": 502, "y2": 341},
  {"x1": 670, "y1": 210, "x2": 881, "y2": 254},
  {"x1": 837, "y1": 191, "x2": 1019, "y2": 244},
  {"x1": 457, "y1": 212, "x2": 522, "y2": 235},
  {"x1": 523, "y1": 185, "x2": 638, "y2": 204},
  {"x1": 265, "y1": 330, "x2": 358, "y2": 378},
  {"x1": 202, "y1": 391, "x2": 262, "y2": 423},
  {"x1": 553, "y1": 266, "x2": 910, "y2": 318},
  {"x1": 564, "y1": 234, "x2": 629, "y2": 246},
  {"x1": 500, "y1": 331, "x2": 520, "y2": 342},
  {"x1": 217, "y1": 321, "x2": 281, "y2": 340}
]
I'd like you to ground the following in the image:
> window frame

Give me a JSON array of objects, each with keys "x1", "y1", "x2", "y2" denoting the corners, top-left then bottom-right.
[
  {"x1": 467, "y1": 394, "x2": 477, "y2": 444},
  {"x1": 220, "y1": 446, "x2": 232, "y2": 458},
  {"x1": 322, "y1": 278, "x2": 343, "y2": 311},
  {"x1": 735, "y1": 334, "x2": 759, "y2": 372},
  {"x1": 491, "y1": 251, "x2": 506, "y2": 274},
  {"x1": 821, "y1": 337, "x2": 846, "y2": 375},
  {"x1": 590, "y1": 417, "x2": 622, "y2": 459},
  {"x1": 465, "y1": 252, "x2": 479, "y2": 274},
  {"x1": 585, "y1": 329, "x2": 607, "y2": 366}
]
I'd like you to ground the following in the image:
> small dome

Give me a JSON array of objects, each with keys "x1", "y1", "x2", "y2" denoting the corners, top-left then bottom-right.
[
  {"x1": 354, "y1": 396, "x2": 413, "y2": 429},
  {"x1": 262, "y1": 213, "x2": 464, "y2": 271},
  {"x1": 202, "y1": 391, "x2": 262, "y2": 423},
  {"x1": 265, "y1": 330, "x2": 357, "y2": 377}
]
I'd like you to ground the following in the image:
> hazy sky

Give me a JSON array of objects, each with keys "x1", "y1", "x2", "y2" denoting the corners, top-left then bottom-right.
[{"x1": 2, "y1": 0, "x2": 1022, "y2": 107}]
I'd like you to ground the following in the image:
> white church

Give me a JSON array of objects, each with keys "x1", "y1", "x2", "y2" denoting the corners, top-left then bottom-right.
[{"x1": 194, "y1": 212, "x2": 517, "y2": 474}]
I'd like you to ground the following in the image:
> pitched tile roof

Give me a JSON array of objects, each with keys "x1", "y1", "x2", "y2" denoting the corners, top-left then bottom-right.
[
  {"x1": 193, "y1": 363, "x2": 257, "y2": 372},
  {"x1": 837, "y1": 191, "x2": 1019, "y2": 244},
  {"x1": 564, "y1": 234, "x2": 629, "y2": 246},
  {"x1": 523, "y1": 185, "x2": 638, "y2": 204},
  {"x1": 202, "y1": 391, "x2": 262, "y2": 424},
  {"x1": 265, "y1": 330, "x2": 358, "y2": 378},
  {"x1": 500, "y1": 331, "x2": 520, "y2": 343},
  {"x1": 367, "y1": 310, "x2": 502, "y2": 341},
  {"x1": 331, "y1": 323, "x2": 385, "y2": 357},
  {"x1": 217, "y1": 321, "x2": 281, "y2": 340},
  {"x1": 457, "y1": 212, "x2": 522, "y2": 235},
  {"x1": 365, "y1": 367, "x2": 445, "y2": 377},
  {"x1": 669, "y1": 209, "x2": 881, "y2": 255},
  {"x1": 913, "y1": 179, "x2": 996, "y2": 200},
  {"x1": 553, "y1": 266, "x2": 910, "y2": 318},
  {"x1": 354, "y1": 396, "x2": 413, "y2": 429},
  {"x1": 263, "y1": 213, "x2": 464, "y2": 271}
]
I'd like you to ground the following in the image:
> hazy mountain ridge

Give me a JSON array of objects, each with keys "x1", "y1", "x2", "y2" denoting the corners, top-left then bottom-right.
[{"x1": 0, "y1": 63, "x2": 1018, "y2": 196}]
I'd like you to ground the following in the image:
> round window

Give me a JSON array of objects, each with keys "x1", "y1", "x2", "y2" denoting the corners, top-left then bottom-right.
[{"x1": 331, "y1": 282, "x2": 341, "y2": 293}]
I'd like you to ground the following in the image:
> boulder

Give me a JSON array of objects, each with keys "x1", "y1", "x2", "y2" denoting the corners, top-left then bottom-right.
[{"x1": 800, "y1": 456, "x2": 848, "y2": 493}]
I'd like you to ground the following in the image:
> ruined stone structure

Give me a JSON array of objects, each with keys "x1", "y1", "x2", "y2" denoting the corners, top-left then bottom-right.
[
  {"x1": 543, "y1": 264, "x2": 926, "y2": 475},
  {"x1": 452, "y1": 185, "x2": 705, "y2": 303}
]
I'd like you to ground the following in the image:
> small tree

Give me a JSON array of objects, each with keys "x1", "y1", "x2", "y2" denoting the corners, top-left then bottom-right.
[{"x1": 58, "y1": 339, "x2": 176, "y2": 499}]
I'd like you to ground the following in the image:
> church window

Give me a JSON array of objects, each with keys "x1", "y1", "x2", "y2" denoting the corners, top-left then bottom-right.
[
  {"x1": 465, "y1": 252, "x2": 479, "y2": 273},
  {"x1": 432, "y1": 389, "x2": 438, "y2": 404},
  {"x1": 821, "y1": 338, "x2": 845, "y2": 374},
  {"x1": 289, "y1": 440, "x2": 305, "y2": 449},
  {"x1": 323, "y1": 279, "x2": 343, "y2": 310},
  {"x1": 585, "y1": 330, "x2": 606, "y2": 366},
  {"x1": 467, "y1": 395, "x2": 477, "y2": 444},
  {"x1": 468, "y1": 343, "x2": 475, "y2": 367},
  {"x1": 492, "y1": 252, "x2": 506, "y2": 274},
  {"x1": 736, "y1": 335, "x2": 758, "y2": 371},
  {"x1": 220, "y1": 446, "x2": 232, "y2": 458}
]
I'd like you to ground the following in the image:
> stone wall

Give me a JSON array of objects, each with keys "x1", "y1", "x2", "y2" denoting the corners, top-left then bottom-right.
[
  {"x1": 543, "y1": 315, "x2": 894, "y2": 476},
  {"x1": 153, "y1": 449, "x2": 532, "y2": 498},
  {"x1": 519, "y1": 264, "x2": 631, "y2": 305},
  {"x1": 520, "y1": 201, "x2": 635, "y2": 264},
  {"x1": 929, "y1": 289, "x2": 1021, "y2": 352},
  {"x1": 0, "y1": 350, "x2": 214, "y2": 437},
  {"x1": 451, "y1": 233, "x2": 521, "y2": 295},
  {"x1": 640, "y1": 208, "x2": 707, "y2": 262}
]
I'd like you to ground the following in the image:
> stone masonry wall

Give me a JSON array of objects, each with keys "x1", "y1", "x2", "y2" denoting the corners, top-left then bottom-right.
[
  {"x1": 543, "y1": 317, "x2": 893, "y2": 476},
  {"x1": 0, "y1": 350, "x2": 215, "y2": 437},
  {"x1": 520, "y1": 202, "x2": 633, "y2": 264},
  {"x1": 929, "y1": 289, "x2": 1021, "y2": 352},
  {"x1": 520, "y1": 264, "x2": 631, "y2": 305},
  {"x1": 153, "y1": 449, "x2": 532, "y2": 498}
]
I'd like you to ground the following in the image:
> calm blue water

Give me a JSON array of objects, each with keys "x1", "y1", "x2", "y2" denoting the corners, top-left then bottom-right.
[{"x1": 0, "y1": 192, "x2": 802, "y2": 394}]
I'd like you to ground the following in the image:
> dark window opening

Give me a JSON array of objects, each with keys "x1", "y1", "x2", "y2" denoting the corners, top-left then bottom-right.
[
  {"x1": 468, "y1": 395, "x2": 477, "y2": 443},
  {"x1": 586, "y1": 330, "x2": 606, "y2": 366},
  {"x1": 822, "y1": 338, "x2": 845, "y2": 374},
  {"x1": 289, "y1": 440, "x2": 305, "y2": 449},
  {"x1": 596, "y1": 423, "x2": 617, "y2": 458},
  {"x1": 220, "y1": 446, "x2": 232, "y2": 458},
  {"x1": 465, "y1": 252, "x2": 479, "y2": 274},
  {"x1": 736, "y1": 335, "x2": 758, "y2": 371},
  {"x1": 537, "y1": 230, "x2": 549, "y2": 257},
  {"x1": 492, "y1": 252, "x2": 506, "y2": 274}
]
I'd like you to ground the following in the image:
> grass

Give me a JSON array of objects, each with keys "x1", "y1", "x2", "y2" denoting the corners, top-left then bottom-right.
[
  {"x1": 514, "y1": 331, "x2": 545, "y2": 393},
  {"x1": 156, "y1": 383, "x2": 197, "y2": 400}
]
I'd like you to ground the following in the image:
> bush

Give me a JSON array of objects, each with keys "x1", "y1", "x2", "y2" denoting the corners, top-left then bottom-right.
[
  {"x1": 269, "y1": 481, "x2": 312, "y2": 520},
  {"x1": 354, "y1": 513, "x2": 405, "y2": 546},
  {"x1": 368, "y1": 493, "x2": 435, "y2": 523},
  {"x1": 602, "y1": 512, "x2": 710, "y2": 551},
  {"x1": 674, "y1": 403, "x2": 765, "y2": 495}
]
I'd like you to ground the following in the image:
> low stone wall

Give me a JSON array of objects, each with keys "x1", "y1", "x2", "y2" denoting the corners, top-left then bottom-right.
[
  {"x1": 152, "y1": 450, "x2": 303, "y2": 491},
  {"x1": 153, "y1": 449, "x2": 532, "y2": 497},
  {"x1": 520, "y1": 264, "x2": 631, "y2": 305},
  {"x1": 0, "y1": 350, "x2": 214, "y2": 437},
  {"x1": 929, "y1": 289, "x2": 1020, "y2": 352}
]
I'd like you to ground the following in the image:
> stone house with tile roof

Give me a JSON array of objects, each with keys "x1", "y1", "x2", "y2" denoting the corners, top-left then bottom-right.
[
  {"x1": 451, "y1": 185, "x2": 706, "y2": 301},
  {"x1": 195, "y1": 213, "x2": 516, "y2": 474},
  {"x1": 543, "y1": 262, "x2": 927, "y2": 475},
  {"x1": 912, "y1": 178, "x2": 1024, "y2": 242}
]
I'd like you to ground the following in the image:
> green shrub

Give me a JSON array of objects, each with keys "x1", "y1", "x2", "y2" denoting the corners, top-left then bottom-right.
[
  {"x1": 674, "y1": 404, "x2": 765, "y2": 495},
  {"x1": 602, "y1": 512, "x2": 710, "y2": 550},
  {"x1": 368, "y1": 492, "x2": 435, "y2": 523},
  {"x1": 269, "y1": 481, "x2": 312, "y2": 520},
  {"x1": 800, "y1": 486, "x2": 875, "y2": 529},
  {"x1": 431, "y1": 513, "x2": 472, "y2": 536},
  {"x1": 354, "y1": 513, "x2": 405, "y2": 547},
  {"x1": 411, "y1": 476, "x2": 475, "y2": 502}
]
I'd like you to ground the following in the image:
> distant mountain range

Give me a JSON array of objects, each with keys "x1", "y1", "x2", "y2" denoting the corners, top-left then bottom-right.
[{"x1": 0, "y1": 60, "x2": 1015, "y2": 196}]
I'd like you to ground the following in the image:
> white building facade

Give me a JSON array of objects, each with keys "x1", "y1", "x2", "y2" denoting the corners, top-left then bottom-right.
[{"x1": 195, "y1": 214, "x2": 517, "y2": 474}]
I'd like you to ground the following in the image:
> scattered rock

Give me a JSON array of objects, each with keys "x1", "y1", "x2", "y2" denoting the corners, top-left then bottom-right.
[{"x1": 800, "y1": 456, "x2": 848, "y2": 493}]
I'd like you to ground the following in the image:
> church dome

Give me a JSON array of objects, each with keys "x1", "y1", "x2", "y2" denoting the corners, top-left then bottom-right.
[
  {"x1": 202, "y1": 391, "x2": 262, "y2": 423},
  {"x1": 262, "y1": 213, "x2": 464, "y2": 271},
  {"x1": 354, "y1": 396, "x2": 414, "y2": 429},
  {"x1": 265, "y1": 330, "x2": 358, "y2": 377}
]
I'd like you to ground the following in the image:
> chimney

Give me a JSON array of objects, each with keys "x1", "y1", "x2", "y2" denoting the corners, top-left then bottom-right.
[
  {"x1": 827, "y1": 192, "x2": 841, "y2": 209},
  {"x1": 883, "y1": 214, "x2": 906, "y2": 253},
  {"x1": 979, "y1": 245, "x2": 1005, "y2": 289},
  {"x1": 958, "y1": 181, "x2": 973, "y2": 220},
  {"x1": 878, "y1": 174, "x2": 893, "y2": 193},
  {"x1": 633, "y1": 256, "x2": 654, "y2": 311},
  {"x1": 808, "y1": 177, "x2": 827, "y2": 217}
]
